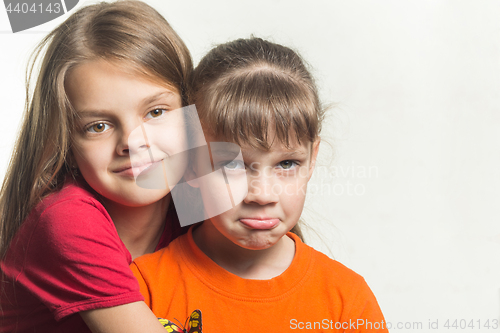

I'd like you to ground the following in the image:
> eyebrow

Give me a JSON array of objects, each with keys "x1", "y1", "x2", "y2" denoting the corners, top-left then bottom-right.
[
  {"x1": 209, "y1": 148, "x2": 242, "y2": 160},
  {"x1": 75, "y1": 109, "x2": 112, "y2": 118},
  {"x1": 141, "y1": 91, "x2": 176, "y2": 107},
  {"x1": 210, "y1": 151, "x2": 242, "y2": 161},
  {"x1": 280, "y1": 150, "x2": 308, "y2": 158},
  {"x1": 241, "y1": 148, "x2": 310, "y2": 160}
]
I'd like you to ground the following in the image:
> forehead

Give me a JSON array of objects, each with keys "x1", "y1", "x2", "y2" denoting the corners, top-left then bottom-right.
[
  {"x1": 66, "y1": 59, "x2": 179, "y2": 94},
  {"x1": 242, "y1": 141, "x2": 311, "y2": 160},
  {"x1": 65, "y1": 60, "x2": 180, "y2": 111}
]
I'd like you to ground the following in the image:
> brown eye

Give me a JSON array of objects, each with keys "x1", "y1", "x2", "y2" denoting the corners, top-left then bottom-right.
[
  {"x1": 87, "y1": 122, "x2": 109, "y2": 133},
  {"x1": 146, "y1": 109, "x2": 165, "y2": 118}
]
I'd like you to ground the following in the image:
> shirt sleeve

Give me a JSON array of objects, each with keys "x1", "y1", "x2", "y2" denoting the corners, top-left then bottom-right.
[
  {"x1": 130, "y1": 261, "x2": 151, "y2": 307},
  {"x1": 343, "y1": 277, "x2": 389, "y2": 333},
  {"x1": 14, "y1": 198, "x2": 144, "y2": 321}
]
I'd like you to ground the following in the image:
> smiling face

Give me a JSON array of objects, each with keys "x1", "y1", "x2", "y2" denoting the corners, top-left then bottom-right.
[
  {"x1": 194, "y1": 133, "x2": 320, "y2": 251},
  {"x1": 66, "y1": 59, "x2": 187, "y2": 207}
]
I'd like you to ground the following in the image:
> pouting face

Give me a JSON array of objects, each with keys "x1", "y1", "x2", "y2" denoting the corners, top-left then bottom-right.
[
  {"x1": 67, "y1": 59, "x2": 187, "y2": 207},
  {"x1": 193, "y1": 132, "x2": 320, "y2": 251}
]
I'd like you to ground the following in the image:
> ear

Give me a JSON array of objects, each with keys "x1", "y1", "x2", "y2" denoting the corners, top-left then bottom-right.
[{"x1": 308, "y1": 139, "x2": 321, "y2": 180}]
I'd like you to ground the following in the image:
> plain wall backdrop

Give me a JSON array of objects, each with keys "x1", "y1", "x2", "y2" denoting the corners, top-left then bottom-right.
[{"x1": 1, "y1": 1, "x2": 499, "y2": 331}]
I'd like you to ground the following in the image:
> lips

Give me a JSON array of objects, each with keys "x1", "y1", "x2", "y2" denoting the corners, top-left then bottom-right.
[
  {"x1": 239, "y1": 218, "x2": 280, "y2": 230},
  {"x1": 114, "y1": 160, "x2": 161, "y2": 177}
]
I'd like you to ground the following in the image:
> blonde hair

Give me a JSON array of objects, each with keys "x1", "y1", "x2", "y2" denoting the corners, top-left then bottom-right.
[
  {"x1": 0, "y1": 1, "x2": 192, "y2": 258},
  {"x1": 192, "y1": 37, "x2": 324, "y2": 240}
]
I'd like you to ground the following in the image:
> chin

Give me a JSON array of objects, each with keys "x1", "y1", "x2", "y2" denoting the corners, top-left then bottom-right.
[
  {"x1": 107, "y1": 189, "x2": 169, "y2": 207},
  {"x1": 237, "y1": 236, "x2": 278, "y2": 251}
]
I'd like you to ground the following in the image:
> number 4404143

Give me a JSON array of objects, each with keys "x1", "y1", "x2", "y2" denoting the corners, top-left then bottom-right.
[
  {"x1": 444, "y1": 319, "x2": 499, "y2": 330},
  {"x1": 5, "y1": 2, "x2": 62, "y2": 14}
]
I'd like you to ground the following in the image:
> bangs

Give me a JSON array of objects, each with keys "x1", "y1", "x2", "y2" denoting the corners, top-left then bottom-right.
[{"x1": 198, "y1": 67, "x2": 319, "y2": 150}]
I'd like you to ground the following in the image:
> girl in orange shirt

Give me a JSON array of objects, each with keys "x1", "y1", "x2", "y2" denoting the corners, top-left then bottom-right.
[{"x1": 131, "y1": 37, "x2": 388, "y2": 332}]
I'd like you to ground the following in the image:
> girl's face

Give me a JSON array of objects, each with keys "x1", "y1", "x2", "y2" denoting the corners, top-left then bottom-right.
[
  {"x1": 195, "y1": 132, "x2": 320, "y2": 250},
  {"x1": 67, "y1": 59, "x2": 187, "y2": 207}
]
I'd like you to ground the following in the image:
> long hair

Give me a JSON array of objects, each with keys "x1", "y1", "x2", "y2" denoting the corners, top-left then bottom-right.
[
  {"x1": 192, "y1": 37, "x2": 325, "y2": 241},
  {"x1": 0, "y1": 1, "x2": 193, "y2": 259}
]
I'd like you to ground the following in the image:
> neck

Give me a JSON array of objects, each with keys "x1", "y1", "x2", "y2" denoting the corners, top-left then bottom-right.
[
  {"x1": 192, "y1": 222, "x2": 295, "y2": 280},
  {"x1": 102, "y1": 194, "x2": 170, "y2": 260}
]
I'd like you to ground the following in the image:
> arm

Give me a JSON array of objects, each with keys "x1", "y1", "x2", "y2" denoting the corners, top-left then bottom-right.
[
  {"x1": 20, "y1": 196, "x2": 165, "y2": 326},
  {"x1": 81, "y1": 301, "x2": 167, "y2": 333}
]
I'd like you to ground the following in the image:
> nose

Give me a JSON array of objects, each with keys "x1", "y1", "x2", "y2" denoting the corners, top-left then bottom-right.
[
  {"x1": 116, "y1": 120, "x2": 149, "y2": 156},
  {"x1": 243, "y1": 171, "x2": 279, "y2": 205}
]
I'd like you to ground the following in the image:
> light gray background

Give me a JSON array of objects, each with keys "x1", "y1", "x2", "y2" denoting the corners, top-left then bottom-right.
[{"x1": 1, "y1": 1, "x2": 499, "y2": 331}]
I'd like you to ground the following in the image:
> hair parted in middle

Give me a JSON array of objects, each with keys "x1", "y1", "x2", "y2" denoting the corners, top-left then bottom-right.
[
  {"x1": 0, "y1": 0, "x2": 193, "y2": 258},
  {"x1": 192, "y1": 37, "x2": 325, "y2": 241},
  {"x1": 192, "y1": 37, "x2": 324, "y2": 150}
]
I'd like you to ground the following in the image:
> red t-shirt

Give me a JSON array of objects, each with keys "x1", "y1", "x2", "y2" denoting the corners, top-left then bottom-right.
[{"x1": 0, "y1": 179, "x2": 181, "y2": 333}]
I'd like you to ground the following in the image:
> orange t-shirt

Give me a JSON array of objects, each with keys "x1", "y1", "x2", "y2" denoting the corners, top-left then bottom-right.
[{"x1": 131, "y1": 227, "x2": 388, "y2": 332}]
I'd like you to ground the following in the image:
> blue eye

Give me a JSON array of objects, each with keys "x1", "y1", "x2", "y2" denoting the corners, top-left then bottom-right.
[
  {"x1": 145, "y1": 109, "x2": 166, "y2": 119},
  {"x1": 86, "y1": 122, "x2": 110, "y2": 133},
  {"x1": 223, "y1": 160, "x2": 245, "y2": 170},
  {"x1": 278, "y1": 160, "x2": 297, "y2": 170}
]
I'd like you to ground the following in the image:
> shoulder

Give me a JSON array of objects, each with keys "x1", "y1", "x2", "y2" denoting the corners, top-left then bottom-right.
[
  {"x1": 27, "y1": 180, "x2": 111, "y2": 233},
  {"x1": 130, "y1": 236, "x2": 186, "y2": 308},
  {"x1": 134, "y1": 235, "x2": 184, "y2": 269},
  {"x1": 292, "y1": 233, "x2": 365, "y2": 283},
  {"x1": 292, "y1": 235, "x2": 369, "y2": 294},
  {"x1": 131, "y1": 234, "x2": 187, "y2": 285},
  {"x1": 294, "y1": 238, "x2": 387, "y2": 324},
  {"x1": 36, "y1": 179, "x2": 108, "y2": 218},
  {"x1": 314, "y1": 248, "x2": 364, "y2": 282},
  {"x1": 2, "y1": 181, "x2": 138, "y2": 315},
  {"x1": 5, "y1": 180, "x2": 116, "y2": 263}
]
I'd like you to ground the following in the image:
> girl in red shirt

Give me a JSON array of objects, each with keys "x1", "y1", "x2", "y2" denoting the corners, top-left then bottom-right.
[{"x1": 0, "y1": 1, "x2": 192, "y2": 332}]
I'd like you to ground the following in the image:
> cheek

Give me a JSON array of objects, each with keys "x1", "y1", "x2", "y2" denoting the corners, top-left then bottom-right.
[
  {"x1": 147, "y1": 111, "x2": 190, "y2": 156},
  {"x1": 198, "y1": 172, "x2": 237, "y2": 218},
  {"x1": 72, "y1": 142, "x2": 110, "y2": 173},
  {"x1": 163, "y1": 153, "x2": 189, "y2": 188},
  {"x1": 281, "y1": 178, "x2": 308, "y2": 214},
  {"x1": 153, "y1": 128, "x2": 189, "y2": 156}
]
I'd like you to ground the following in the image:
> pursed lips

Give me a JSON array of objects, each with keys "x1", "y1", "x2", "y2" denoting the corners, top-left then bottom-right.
[{"x1": 239, "y1": 217, "x2": 281, "y2": 230}]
